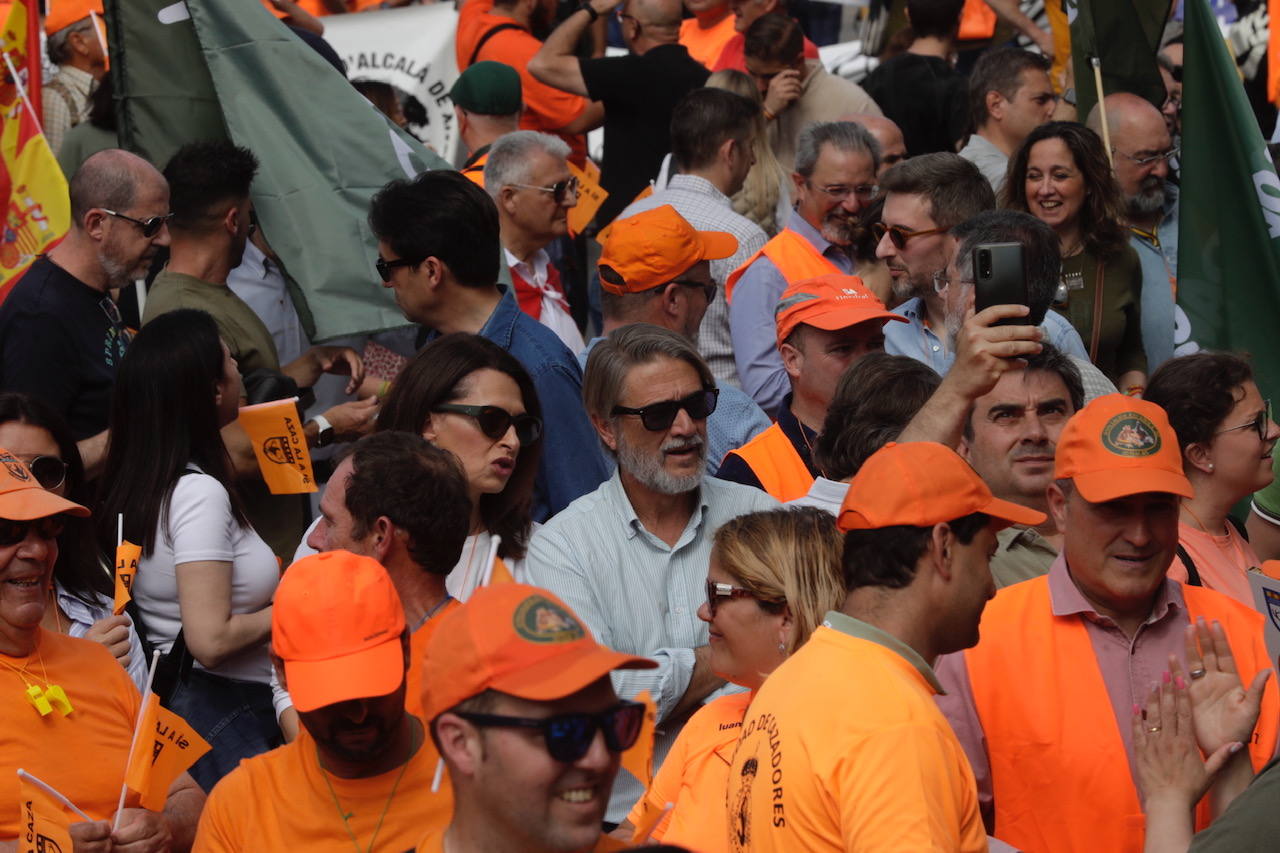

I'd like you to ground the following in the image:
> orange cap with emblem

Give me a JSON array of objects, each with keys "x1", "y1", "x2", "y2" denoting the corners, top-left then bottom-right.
[
  {"x1": 774, "y1": 273, "x2": 906, "y2": 347},
  {"x1": 272, "y1": 550, "x2": 408, "y2": 713},
  {"x1": 838, "y1": 441, "x2": 1045, "y2": 532},
  {"x1": 597, "y1": 205, "x2": 737, "y2": 294},
  {"x1": 0, "y1": 448, "x2": 88, "y2": 520},
  {"x1": 45, "y1": 0, "x2": 103, "y2": 35},
  {"x1": 1054, "y1": 394, "x2": 1193, "y2": 503},
  {"x1": 420, "y1": 583, "x2": 655, "y2": 721}
]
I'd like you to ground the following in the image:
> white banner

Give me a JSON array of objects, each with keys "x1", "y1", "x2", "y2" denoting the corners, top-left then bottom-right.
[{"x1": 322, "y1": 5, "x2": 461, "y2": 164}]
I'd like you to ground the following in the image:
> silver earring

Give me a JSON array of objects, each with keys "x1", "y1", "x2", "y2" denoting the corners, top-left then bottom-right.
[
  {"x1": 1208, "y1": 463, "x2": 1215, "y2": 472},
  {"x1": 778, "y1": 642, "x2": 787, "y2": 655}
]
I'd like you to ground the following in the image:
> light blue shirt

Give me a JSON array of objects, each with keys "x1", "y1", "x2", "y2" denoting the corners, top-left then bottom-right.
[
  {"x1": 729, "y1": 210, "x2": 855, "y2": 417},
  {"x1": 1128, "y1": 183, "x2": 1179, "y2": 371}
]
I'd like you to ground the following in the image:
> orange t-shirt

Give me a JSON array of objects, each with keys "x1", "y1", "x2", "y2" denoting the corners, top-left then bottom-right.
[
  {"x1": 193, "y1": 717, "x2": 450, "y2": 852},
  {"x1": 726, "y1": 623, "x2": 986, "y2": 852},
  {"x1": 406, "y1": 597, "x2": 461, "y2": 719},
  {"x1": 1168, "y1": 520, "x2": 1262, "y2": 608},
  {"x1": 0, "y1": 629, "x2": 142, "y2": 839},
  {"x1": 679, "y1": 12, "x2": 737, "y2": 70},
  {"x1": 627, "y1": 690, "x2": 751, "y2": 851},
  {"x1": 416, "y1": 827, "x2": 628, "y2": 851}
]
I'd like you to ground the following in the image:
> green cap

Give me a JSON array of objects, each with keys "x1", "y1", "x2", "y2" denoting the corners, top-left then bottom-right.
[{"x1": 449, "y1": 61, "x2": 523, "y2": 116}]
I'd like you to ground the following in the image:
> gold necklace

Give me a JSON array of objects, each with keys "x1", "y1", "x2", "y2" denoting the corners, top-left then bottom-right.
[
  {"x1": 318, "y1": 723, "x2": 417, "y2": 853},
  {"x1": 0, "y1": 644, "x2": 72, "y2": 717}
]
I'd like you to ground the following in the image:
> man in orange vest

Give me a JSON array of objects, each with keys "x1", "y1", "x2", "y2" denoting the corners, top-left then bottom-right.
[
  {"x1": 679, "y1": 0, "x2": 737, "y2": 69},
  {"x1": 935, "y1": 394, "x2": 1280, "y2": 853},
  {"x1": 727, "y1": 120, "x2": 879, "y2": 417},
  {"x1": 718, "y1": 274, "x2": 905, "y2": 501},
  {"x1": 727, "y1": 440, "x2": 1043, "y2": 851},
  {"x1": 451, "y1": 61, "x2": 523, "y2": 189}
]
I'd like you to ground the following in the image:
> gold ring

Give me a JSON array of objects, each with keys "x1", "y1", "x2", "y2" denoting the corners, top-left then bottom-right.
[
  {"x1": 1189, "y1": 668, "x2": 1207, "y2": 680},
  {"x1": 1147, "y1": 726, "x2": 1162, "y2": 733}
]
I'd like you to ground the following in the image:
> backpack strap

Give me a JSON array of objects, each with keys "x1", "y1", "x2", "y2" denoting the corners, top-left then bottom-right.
[
  {"x1": 1177, "y1": 543, "x2": 1203, "y2": 587},
  {"x1": 45, "y1": 77, "x2": 83, "y2": 126},
  {"x1": 469, "y1": 23, "x2": 525, "y2": 68}
]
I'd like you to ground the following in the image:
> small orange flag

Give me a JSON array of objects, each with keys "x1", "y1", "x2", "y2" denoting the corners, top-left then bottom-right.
[
  {"x1": 113, "y1": 541, "x2": 140, "y2": 616},
  {"x1": 488, "y1": 556, "x2": 515, "y2": 586},
  {"x1": 17, "y1": 774, "x2": 74, "y2": 853},
  {"x1": 566, "y1": 159, "x2": 609, "y2": 238},
  {"x1": 619, "y1": 690, "x2": 657, "y2": 788},
  {"x1": 236, "y1": 398, "x2": 318, "y2": 495},
  {"x1": 124, "y1": 695, "x2": 211, "y2": 811}
]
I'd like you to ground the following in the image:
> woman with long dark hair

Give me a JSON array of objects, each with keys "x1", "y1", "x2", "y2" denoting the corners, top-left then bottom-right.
[
  {"x1": 378, "y1": 333, "x2": 542, "y2": 599},
  {"x1": 97, "y1": 308, "x2": 281, "y2": 791}
]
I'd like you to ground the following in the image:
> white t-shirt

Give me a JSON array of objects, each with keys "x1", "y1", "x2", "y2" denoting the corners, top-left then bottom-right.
[
  {"x1": 132, "y1": 471, "x2": 279, "y2": 685},
  {"x1": 446, "y1": 528, "x2": 534, "y2": 602}
]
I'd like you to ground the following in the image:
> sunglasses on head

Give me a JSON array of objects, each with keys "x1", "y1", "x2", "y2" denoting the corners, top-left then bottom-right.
[
  {"x1": 18, "y1": 456, "x2": 67, "y2": 491},
  {"x1": 434, "y1": 404, "x2": 543, "y2": 445},
  {"x1": 100, "y1": 209, "x2": 174, "y2": 238},
  {"x1": 0, "y1": 516, "x2": 64, "y2": 548},
  {"x1": 611, "y1": 389, "x2": 719, "y2": 432},
  {"x1": 375, "y1": 256, "x2": 421, "y2": 282},
  {"x1": 1216, "y1": 398, "x2": 1273, "y2": 441},
  {"x1": 871, "y1": 222, "x2": 947, "y2": 250},
  {"x1": 454, "y1": 700, "x2": 645, "y2": 763}
]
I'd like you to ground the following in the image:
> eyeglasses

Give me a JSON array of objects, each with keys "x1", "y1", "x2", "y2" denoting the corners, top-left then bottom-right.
[
  {"x1": 808, "y1": 182, "x2": 879, "y2": 203},
  {"x1": 509, "y1": 177, "x2": 580, "y2": 206},
  {"x1": 1216, "y1": 399, "x2": 1273, "y2": 441},
  {"x1": 611, "y1": 389, "x2": 719, "y2": 431},
  {"x1": 433, "y1": 404, "x2": 543, "y2": 445},
  {"x1": 705, "y1": 580, "x2": 779, "y2": 616},
  {"x1": 872, "y1": 222, "x2": 947, "y2": 250},
  {"x1": 931, "y1": 270, "x2": 974, "y2": 295},
  {"x1": 1113, "y1": 146, "x2": 1180, "y2": 167},
  {"x1": 100, "y1": 209, "x2": 173, "y2": 238},
  {"x1": 0, "y1": 516, "x2": 64, "y2": 548},
  {"x1": 454, "y1": 701, "x2": 645, "y2": 763},
  {"x1": 674, "y1": 279, "x2": 716, "y2": 303},
  {"x1": 16, "y1": 456, "x2": 67, "y2": 491},
  {"x1": 375, "y1": 256, "x2": 420, "y2": 282}
]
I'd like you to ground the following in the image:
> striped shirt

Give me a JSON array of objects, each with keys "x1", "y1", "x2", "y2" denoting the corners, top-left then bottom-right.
[{"x1": 526, "y1": 469, "x2": 777, "y2": 819}]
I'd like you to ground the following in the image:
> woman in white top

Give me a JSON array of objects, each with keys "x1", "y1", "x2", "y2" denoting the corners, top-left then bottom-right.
[
  {"x1": 96, "y1": 309, "x2": 281, "y2": 791},
  {"x1": 378, "y1": 333, "x2": 543, "y2": 600}
]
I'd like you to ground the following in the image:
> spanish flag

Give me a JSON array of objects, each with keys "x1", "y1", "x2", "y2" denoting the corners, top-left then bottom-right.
[
  {"x1": 17, "y1": 773, "x2": 74, "y2": 853},
  {"x1": 1, "y1": 0, "x2": 70, "y2": 302},
  {"x1": 237, "y1": 398, "x2": 318, "y2": 495},
  {"x1": 124, "y1": 694, "x2": 210, "y2": 811},
  {"x1": 113, "y1": 541, "x2": 140, "y2": 616}
]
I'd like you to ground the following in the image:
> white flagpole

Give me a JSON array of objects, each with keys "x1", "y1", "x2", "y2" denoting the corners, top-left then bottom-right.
[
  {"x1": 16, "y1": 769, "x2": 93, "y2": 821},
  {"x1": 1, "y1": 51, "x2": 44, "y2": 137}
]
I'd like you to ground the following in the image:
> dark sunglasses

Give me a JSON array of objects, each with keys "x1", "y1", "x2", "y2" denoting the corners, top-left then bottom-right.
[
  {"x1": 611, "y1": 389, "x2": 719, "y2": 432},
  {"x1": 674, "y1": 279, "x2": 716, "y2": 303},
  {"x1": 1216, "y1": 398, "x2": 1273, "y2": 441},
  {"x1": 510, "y1": 176, "x2": 580, "y2": 206},
  {"x1": 375, "y1": 256, "x2": 421, "y2": 282},
  {"x1": 19, "y1": 456, "x2": 67, "y2": 491},
  {"x1": 454, "y1": 701, "x2": 645, "y2": 763},
  {"x1": 433, "y1": 404, "x2": 543, "y2": 445},
  {"x1": 705, "y1": 580, "x2": 760, "y2": 616},
  {"x1": 100, "y1": 209, "x2": 173, "y2": 238},
  {"x1": 871, "y1": 222, "x2": 947, "y2": 250},
  {"x1": 0, "y1": 516, "x2": 64, "y2": 548}
]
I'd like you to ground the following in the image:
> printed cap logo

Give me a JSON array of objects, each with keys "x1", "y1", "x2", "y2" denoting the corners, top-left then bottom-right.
[
  {"x1": 0, "y1": 452, "x2": 30, "y2": 482},
  {"x1": 262, "y1": 436, "x2": 296, "y2": 466},
  {"x1": 513, "y1": 595, "x2": 585, "y2": 644},
  {"x1": 1101, "y1": 412, "x2": 1162, "y2": 457}
]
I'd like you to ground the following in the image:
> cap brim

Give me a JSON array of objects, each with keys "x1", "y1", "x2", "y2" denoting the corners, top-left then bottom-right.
[
  {"x1": 978, "y1": 495, "x2": 1048, "y2": 531},
  {"x1": 283, "y1": 635, "x2": 406, "y2": 713},
  {"x1": 696, "y1": 230, "x2": 739, "y2": 262},
  {"x1": 1071, "y1": 468, "x2": 1195, "y2": 504},
  {"x1": 801, "y1": 308, "x2": 908, "y2": 333},
  {"x1": 493, "y1": 646, "x2": 656, "y2": 703},
  {"x1": 2, "y1": 489, "x2": 89, "y2": 520}
]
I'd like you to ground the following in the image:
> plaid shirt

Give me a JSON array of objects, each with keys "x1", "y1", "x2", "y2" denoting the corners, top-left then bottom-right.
[{"x1": 42, "y1": 65, "x2": 95, "y2": 155}]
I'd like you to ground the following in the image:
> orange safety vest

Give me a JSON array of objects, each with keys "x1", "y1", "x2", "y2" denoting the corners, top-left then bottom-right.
[
  {"x1": 963, "y1": 576, "x2": 1280, "y2": 853},
  {"x1": 724, "y1": 227, "x2": 841, "y2": 303},
  {"x1": 723, "y1": 422, "x2": 813, "y2": 502},
  {"x1": 462, "y1": 151, "x2": 488, "y2": 188},
  {"x1": 957, "y1": 0, "x2": 997, "y2": 42}
]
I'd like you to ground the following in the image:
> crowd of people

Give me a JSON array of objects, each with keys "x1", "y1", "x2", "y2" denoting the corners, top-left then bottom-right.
[{"x1": 5, "y1": 0, "x2": 1280, "y2": 850}]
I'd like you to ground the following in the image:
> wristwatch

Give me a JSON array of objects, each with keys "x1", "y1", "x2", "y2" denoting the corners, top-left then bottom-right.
[
  {"x1": 309, "y1": 414, "x2": 335, "y2": 448},
  {"x1": 577, "y1": 2, "x2": 599, "y2": 22}
]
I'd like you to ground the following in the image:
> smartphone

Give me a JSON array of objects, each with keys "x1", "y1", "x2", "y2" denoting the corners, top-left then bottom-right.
[{"x1": 972, "y1": 242, "x2": 1028, "y2": 326}]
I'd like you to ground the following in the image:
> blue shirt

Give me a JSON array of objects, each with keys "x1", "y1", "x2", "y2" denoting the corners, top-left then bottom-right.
[
  {"x1": 1128, "y1": 183, "x2": 1179, "y2": 371},
  {"x1": 580, "y1": 336, "x2": 770, "y2": 476},
  {"x1": 729, "y1": 210, "x2": 855, "y2": 418},
  {"x1": 477, "y1": 287, "x2": 610, "y2": 520}
]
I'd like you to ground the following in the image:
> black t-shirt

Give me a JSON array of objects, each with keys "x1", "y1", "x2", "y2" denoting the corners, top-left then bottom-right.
[
  {"x1": 0, "y1": 256, "x2": 131, "y2": 439},
  {"x1": 862, "y1": 53, "x2": 969, "y2": 157},
  {"x1": 580, "y1": 43, "x2": 709, "y2": 226}
]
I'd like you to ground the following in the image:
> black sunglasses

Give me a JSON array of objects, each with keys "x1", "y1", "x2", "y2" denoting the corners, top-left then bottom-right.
[
  {"x1": 510, "y1": 176, "x2": 580, "y2": 206},
  {"x1": 0, "y1": 516, "x2": 64, "y2": 548},
  {"x1": 611, "y1": 389, "x2": 719, "y2": 432},
  {"x1": 375, "y1": 256, "x2": 420, "y2": 282},
  {"x1": 100, "y1": 209, "x2": 173, "y2": 238},
  {"x1": 871, "y1": 222, "x2": 947, "y2": 250},
  {"x1": 1216, "y1": 399, "x2": 1273, "y2": 441},
  {"x1": 434, "y1": 404, "x2": 543, "y2": 445},
  {"x1": 19, "y1": 456, "x2": 67, "y2": 491},
  {"x1": 674, "y1": 279, "x2": 716, "y2": 303},
  {"x1": 454, "y1": 701, "x2": 645, "y2": 764}
]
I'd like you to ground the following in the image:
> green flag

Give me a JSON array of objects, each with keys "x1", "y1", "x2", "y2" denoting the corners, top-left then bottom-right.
[
  {"x1": 105, "y1": 0, "x2": 451, "y2": 341},
  {"x1": 1178, "y1": 0, "x2": 1280, "y2": 402},
  {"x1": 1068, "y1": 0, "x2": 1168, "y2": 124}
]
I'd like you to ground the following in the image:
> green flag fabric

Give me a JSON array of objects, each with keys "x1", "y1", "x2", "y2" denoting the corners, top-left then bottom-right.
[
  {"x1": 1178, "y1": 0, "x2": 1280, "y2": 402},
  {"x1": 106, "y1": 0, "x2": 452, "y2": 341},
  {"x1": 1068, "y1": 0, "x2": 1168, "y2": 125}
]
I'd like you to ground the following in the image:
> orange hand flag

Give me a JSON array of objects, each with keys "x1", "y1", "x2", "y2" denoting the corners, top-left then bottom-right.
[
  {"x1": 566, "y1": 159, "x2": 609, "y2": 238},
  {"x1": 124, "y1": 695, "x2": 211, "y2": 811},
  {"x1": 488, "y1": 556, "x2": 515, "y2": 586},
  {"x1": 619, "y1": 689, "x2": 657, "y2": 788},
  {"x1": 17, "y1": 773, "x2": 74, "y2": 853},
  {"x1": 236, "y1": 398, "x2": 318, "y2": 495},
  {"x1": 113, "y1": 541, "x2": 140, "y2": 616}
]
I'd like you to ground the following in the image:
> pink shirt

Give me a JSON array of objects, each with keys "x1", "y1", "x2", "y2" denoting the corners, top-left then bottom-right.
[
  {"x1": 1168, "y1": 520, "x2": 1261, "y2": 608},
  {"x1": 935, "y1": 555, "x2": 1190, "y2": 825}
]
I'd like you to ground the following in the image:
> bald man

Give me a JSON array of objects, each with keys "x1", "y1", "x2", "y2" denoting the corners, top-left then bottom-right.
[
  {"x1": 0, "y1": 149, "x2": 170, "y2": 469},
  {"x1": 1087, "y1": 92, "x2": 1178, "y2": 370},
  {"x1": 530, "y1": 0, "x2": 709, "y2": 227},
  {"x1": 846, "y1": 112, "x2": 907, "y2": 176}
]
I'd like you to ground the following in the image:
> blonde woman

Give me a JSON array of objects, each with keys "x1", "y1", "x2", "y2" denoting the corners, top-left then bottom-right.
[
  {"x1": 707, "y1": 69, "x2": 790, "y2": 236},
  {"x1": 621, "y1": 506, "x2": 845, "y2": 849}
]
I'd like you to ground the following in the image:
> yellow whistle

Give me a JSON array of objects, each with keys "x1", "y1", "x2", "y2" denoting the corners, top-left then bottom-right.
[
  {"x1": 44, "y1": 685, "x2": 72, "y2": 716},
  {"x1": 26, "y1": 684, "x2": 52, "y2": 716}
]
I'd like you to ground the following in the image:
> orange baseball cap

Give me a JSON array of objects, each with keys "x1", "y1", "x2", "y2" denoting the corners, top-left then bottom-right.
[
  {"x1": 0, "y1": 449, "x2": 88, "y2": 520},
  {"x1": 774, "y1": 274, "x2": 906, "y2": 347},
  {"x1": 838, "y1": 441, "x2": 1045, "y2": 532},
  {"x1": 272, "y1": 551, "x2": 408, "y2": 713},
  {"x1": 420, "y1": 583, "x2": 655, "y2": 721},
  {"x1": 45, "y1": 0, "x2": 103, "y2": 35},
  {"x1": 1054, "y1": 393, "x2": 1193, "y2": 503},
  {"x1": 597, "y1": 205, "x2": 737, "y2": 294}
]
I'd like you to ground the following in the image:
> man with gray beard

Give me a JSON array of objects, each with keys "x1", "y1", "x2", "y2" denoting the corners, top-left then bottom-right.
[{"x1": 527, "y1": 322, "x2": 777, "y2": 824}]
